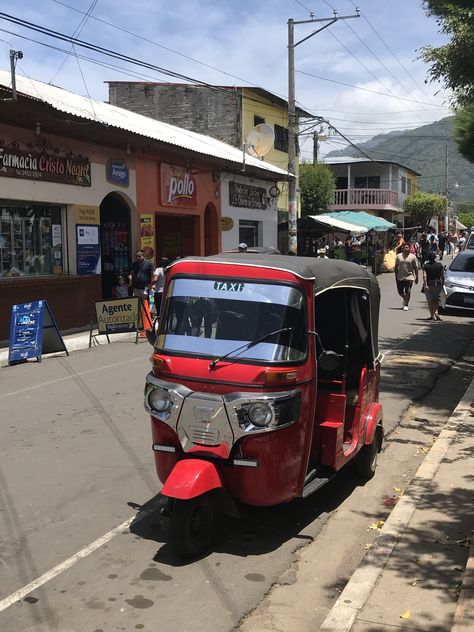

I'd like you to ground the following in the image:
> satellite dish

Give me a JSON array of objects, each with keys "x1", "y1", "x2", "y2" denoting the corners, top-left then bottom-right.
[{"x1": 246, "y1": 124, "x2": 274, "y2": 158}]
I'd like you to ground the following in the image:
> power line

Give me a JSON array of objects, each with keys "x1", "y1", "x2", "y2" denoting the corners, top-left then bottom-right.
[
  {"x1": 49, "y1": 0, "x2": 99, "y2": 84},
  {"x1": 296, "y1": 69, "x2": 450, "y2": 107},
  {"x1": 346, "y1": 0, "x2": 441, "y2": 106}
]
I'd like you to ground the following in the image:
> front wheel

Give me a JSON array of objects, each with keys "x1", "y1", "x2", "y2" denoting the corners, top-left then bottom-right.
[
  {"x1": 169, "y1": 494, "x2": 215, "y2": 558},
  {"x1": 355, "y1": 425, "x2": 383, "y2": 480}
]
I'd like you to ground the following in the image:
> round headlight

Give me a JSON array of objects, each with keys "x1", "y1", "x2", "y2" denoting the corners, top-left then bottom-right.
[
  {"x1": 248, "y1": 402, "x2": 273, "y2": 427},
  {"x1": 148, "y1": 389, "x2": 172, "y2": 413}
]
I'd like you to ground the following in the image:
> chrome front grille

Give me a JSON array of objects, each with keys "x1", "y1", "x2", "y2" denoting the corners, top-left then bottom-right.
[{"x1": 189, "y1": 426, "x2": 220, "y2": 445}]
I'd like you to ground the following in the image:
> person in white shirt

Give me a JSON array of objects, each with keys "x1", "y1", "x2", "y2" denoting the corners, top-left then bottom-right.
[{"x1": 395, "y1": 244, "x2": 419, "y2": 310}]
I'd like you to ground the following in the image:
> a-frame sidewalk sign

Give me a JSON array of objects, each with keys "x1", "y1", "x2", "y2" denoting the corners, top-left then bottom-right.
[
  {"x1": 89, "y1": 296, "x2": 153, "y2": 347},
  {"x1": 8, "y1": 300, "x2": 69, "y2": 365}
]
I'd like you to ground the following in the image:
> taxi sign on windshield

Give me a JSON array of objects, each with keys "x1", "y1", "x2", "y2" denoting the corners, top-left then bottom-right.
[{"x1": 214, "y1": 281, "x2": 244, "y2": 292}]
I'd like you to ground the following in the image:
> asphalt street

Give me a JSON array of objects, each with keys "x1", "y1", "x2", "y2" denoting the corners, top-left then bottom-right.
[{"x1": 0, "y1": 271, "x2": 472, "y2": 632}]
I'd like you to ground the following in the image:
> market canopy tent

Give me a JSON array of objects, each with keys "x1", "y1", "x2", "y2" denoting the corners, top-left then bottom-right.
[
  {"x1": 323, "y1": 211, "x2": 396, "y2": 232},
  {"x1": 305, "y1": 214, "x2": 368, "y2": 235},
  {"x1": 303, "y1": 211, "x2": 395, "y2": 235}
]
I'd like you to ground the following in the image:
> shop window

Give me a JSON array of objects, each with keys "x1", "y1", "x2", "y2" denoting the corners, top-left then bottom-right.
[
  {"x1": 239, "y1": 220, "x2": 260, "y2": 247},
  {"x1": 274, "y1": 124, "x2": 288, "y2": 153},
  {"x1": 0, "y1": 202, "x2": 63, "y2": 277}
]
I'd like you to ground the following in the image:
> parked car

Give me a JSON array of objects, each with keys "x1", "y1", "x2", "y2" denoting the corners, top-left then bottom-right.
[{"x1": 440, "y1": 251, "x2": 474, "y2": 312}]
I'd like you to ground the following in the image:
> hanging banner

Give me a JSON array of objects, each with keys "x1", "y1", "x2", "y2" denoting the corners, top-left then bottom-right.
[
  {"x1": 140, "y1": 214, "x2": 155, "y2": 254},
  {"x1": 8, "y1": 300, "x2": 68, "y2": 365},
  {"x1": 77, "y1": 224, "x2": 101, "y2": 275}
]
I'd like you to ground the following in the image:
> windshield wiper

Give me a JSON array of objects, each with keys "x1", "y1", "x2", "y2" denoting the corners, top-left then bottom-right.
[{"x1": 209, "y1": 327, "x2": 292, "y2": 370}]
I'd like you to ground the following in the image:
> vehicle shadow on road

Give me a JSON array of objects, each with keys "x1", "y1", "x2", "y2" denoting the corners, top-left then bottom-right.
[{"x1": 129, "y1": 464, "x2": 370, "y2": 566}]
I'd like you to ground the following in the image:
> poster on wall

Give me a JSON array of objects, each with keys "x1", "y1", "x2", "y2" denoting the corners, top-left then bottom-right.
[
  {"x1": 77, "y1": 224, "x2": 101, "y2": 275},
  {"x1": 161, "y1": 163, "x2": 197, "y2": 208},
  {"x1": 73, "y1": 204, "x2": 100, "y2": 225},
  {"x1": 140, "y1": 214, "x2": 155, "y2": 260}
]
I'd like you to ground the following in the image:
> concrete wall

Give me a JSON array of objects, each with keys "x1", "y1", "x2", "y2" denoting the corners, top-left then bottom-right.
[{"x1": 108, "y1": 83, "x2": 242, "y2": 147}]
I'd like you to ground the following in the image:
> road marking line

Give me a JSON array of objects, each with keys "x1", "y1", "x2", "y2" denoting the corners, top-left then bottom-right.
[
  {"x1": 0, "y1": 357, "x2": 144, "y2": 399},
  {"x1": 0, "y1": 516, "x2": 134, "y2": 613}
]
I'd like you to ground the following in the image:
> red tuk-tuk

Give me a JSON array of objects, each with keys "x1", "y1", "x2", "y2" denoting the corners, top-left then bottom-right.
[{"x1": 144, "y1": 254, "x2": 383, "y2": 557}]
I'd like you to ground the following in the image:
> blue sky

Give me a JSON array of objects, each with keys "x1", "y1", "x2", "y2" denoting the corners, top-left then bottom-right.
[{"x1": 0, "y1": 0, "x2": 451, "y2": 159}]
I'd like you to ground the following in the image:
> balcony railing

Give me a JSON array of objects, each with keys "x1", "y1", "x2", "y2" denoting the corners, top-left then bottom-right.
[{"x1": 333, "y1": 188, "x2": 399, "y2": 208}]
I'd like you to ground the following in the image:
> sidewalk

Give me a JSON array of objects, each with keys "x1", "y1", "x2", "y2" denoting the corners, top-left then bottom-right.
[
  {"x1": 320, "y1": 378, "x2": 474, "y2": 632},
  {"x1": 0, "y1": 328, "x2": 138, "y2": 367}
]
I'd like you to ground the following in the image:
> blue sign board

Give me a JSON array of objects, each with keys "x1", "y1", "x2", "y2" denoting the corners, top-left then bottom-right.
[
  {"x1": 8, "y1": 300, "x2": 68, "y2": 365},
  {"x1": 77, "y1": 224, "x2": 101, "y2": 275},
  {"x1": 106, "y1": 160, "x2": 129, "y2": 187}
]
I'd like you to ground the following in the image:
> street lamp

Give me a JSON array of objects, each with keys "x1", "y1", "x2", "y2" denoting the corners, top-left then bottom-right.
[{"x1": 287, "y1": 10, "x2": 360, "y2": 254}]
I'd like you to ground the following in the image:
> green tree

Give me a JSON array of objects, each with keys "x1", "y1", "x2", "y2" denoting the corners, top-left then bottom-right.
[
  {"x1": 299, "y1": 163, "x2": 335, "y2": 216},
  {"x1": 454, "y1": 105, "x2": 474, "y2": 162},
  {"x1": 403, "y1": 191, "x2": 447, "y2": 227},
  {"x1": 421, "y1": 1, "x2": 474, "y2": 106},
  {"x1": 458, "y1": 211, "x2": 474, "y2": 228}
]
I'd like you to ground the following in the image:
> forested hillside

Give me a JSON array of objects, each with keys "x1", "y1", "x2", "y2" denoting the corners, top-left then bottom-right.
[{"x1": 325, "y1": 117, "x2": 474, "y2": 204}]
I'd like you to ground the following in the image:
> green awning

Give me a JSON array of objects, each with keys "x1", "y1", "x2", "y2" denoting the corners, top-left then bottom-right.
[{"x1": 325, "y1": 211, "x2": 396, "y2": 232}]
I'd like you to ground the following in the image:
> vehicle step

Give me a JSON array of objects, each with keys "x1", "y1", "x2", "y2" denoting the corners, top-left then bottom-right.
[{"x1": 302, "y1": 470, "x2": 335, "y2": 498}]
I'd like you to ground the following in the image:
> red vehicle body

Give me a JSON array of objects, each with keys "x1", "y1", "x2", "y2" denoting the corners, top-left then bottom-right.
[{"x1": 144, "y1": 254, "x2": 383, "y2": 557}]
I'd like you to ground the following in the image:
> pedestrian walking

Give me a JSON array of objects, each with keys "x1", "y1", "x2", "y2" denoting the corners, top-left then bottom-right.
[
  {"x1": 438, "y1": 231, "x2": 446, "y2": 260},
  {"x1": 422, "y1": 252, "x2": 445, "y2": 321},
  {"x1": 395, "y1": 243, "x2": 419, "y2": 310},
  {"x1": 394, "y1": 231, "x2": 405, "y2": 254},
  {"x1": 418, "y1": 233, "x2": 430, "y2": 268}
]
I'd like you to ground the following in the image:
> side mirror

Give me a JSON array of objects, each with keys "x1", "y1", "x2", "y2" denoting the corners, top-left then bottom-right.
[
  {"x1": 318, "y1": 350, "x2": 342, "y2": 372},
  {"x1": 145, "y1": 327, "x2": 157, "y2": 347}
]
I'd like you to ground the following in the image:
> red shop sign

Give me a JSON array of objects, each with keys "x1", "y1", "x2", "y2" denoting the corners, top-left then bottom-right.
[{"x1": 161, "y1": 163, "x2": 197, "y2": 208}]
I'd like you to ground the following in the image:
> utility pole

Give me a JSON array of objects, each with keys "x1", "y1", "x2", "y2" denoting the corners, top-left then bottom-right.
[
  {"x1": 287, "y1": 10, "x2": 360, "y2": 254},
  {"x1": 9, "y1": 49, "x2": 23, "y2": 101},
  {"x1": 313, "y1": 130, "x2": 318, "y2": 165},
  {"x1": 444, "y1": 144, "x2": 449, "y2": 232}
]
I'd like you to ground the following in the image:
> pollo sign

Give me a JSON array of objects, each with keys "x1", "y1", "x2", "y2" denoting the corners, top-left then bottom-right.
[{"x1": 161, "y1": 163, "x2": 197, "y2": 208}]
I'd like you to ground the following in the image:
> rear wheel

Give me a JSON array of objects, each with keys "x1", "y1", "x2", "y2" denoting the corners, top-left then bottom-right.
[
  {"x1": 356, "y1": 425, "x2": 383, "y2": 480},
  {"x1": 169, "y1": 495, "x2": 215, "y2": 558}
]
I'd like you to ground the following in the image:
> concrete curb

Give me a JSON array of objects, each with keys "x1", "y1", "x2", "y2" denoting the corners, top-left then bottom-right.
[
  {"x1": 319, "y1": 378, "x2": 474, "y2": 632},
  {"x1": 452, "y1": 533, "x2": 474, "y2": 632}
]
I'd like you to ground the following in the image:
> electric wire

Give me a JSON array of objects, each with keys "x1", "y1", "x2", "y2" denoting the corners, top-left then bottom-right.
[
  {"x1": 49, "y1": 0, "x2": 99, "y2": 84},
  {"x1": 346, "y1": 0, "x2": 441, "y2": 106}
]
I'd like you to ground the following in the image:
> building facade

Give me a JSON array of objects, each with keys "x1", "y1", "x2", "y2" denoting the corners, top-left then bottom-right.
[
  {"x1": 107, "y1": 83, "x2": 309, "y2": 248},
  {"x1": 325, "y1": 158, "x2": 420, "y2": 226},
  {"x1": 0, "y1": 71, "x2": 287, "y2": 342}
]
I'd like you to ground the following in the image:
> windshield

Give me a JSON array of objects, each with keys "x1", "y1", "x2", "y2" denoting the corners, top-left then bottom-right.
[
  {"x1": 450, "y1": 255, "x2": 474, "y2": 273},
  {"x1": 155, "y1": 277, "x2": 307, "y2": 362}
]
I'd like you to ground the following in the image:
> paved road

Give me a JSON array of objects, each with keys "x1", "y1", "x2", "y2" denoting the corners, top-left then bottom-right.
[{"x1": 0, "y1": 273, "x2": 472, "y2": 632}]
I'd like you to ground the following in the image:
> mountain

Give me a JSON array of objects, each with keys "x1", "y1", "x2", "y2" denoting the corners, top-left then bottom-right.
[{"x1": 324, "y1": 117, "x2": 474, "y2": 204}]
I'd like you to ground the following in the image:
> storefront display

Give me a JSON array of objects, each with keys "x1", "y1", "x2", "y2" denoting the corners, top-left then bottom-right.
[{"x1": 0, "y1": 202, "x2": 63, "y2": 277}]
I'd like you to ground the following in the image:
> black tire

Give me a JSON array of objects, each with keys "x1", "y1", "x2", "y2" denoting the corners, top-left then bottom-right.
[
  {"x1": 356, "y1": 425, "x2": 383, "y2": 480},
  {"x1": 169, "y1": 495, "x2": 215, "y2": 558}
]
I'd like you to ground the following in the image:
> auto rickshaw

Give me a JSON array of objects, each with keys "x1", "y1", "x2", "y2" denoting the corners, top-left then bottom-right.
[{"x1": 144, "y1": 254, "x2": 384, "y2": 557}]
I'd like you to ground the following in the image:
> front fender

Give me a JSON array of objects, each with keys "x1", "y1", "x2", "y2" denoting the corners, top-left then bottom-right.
[
  {"x1": 364, "y1": 403, "x2": 383, "y2": 445},
  {"x1": 161, "y1": 459, "x2": 222, "y2": 500}
]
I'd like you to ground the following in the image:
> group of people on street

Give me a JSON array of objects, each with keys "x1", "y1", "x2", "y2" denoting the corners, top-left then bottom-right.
[{"x1": 394, "y1": 241, "x2": 445, "y2": 321}]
